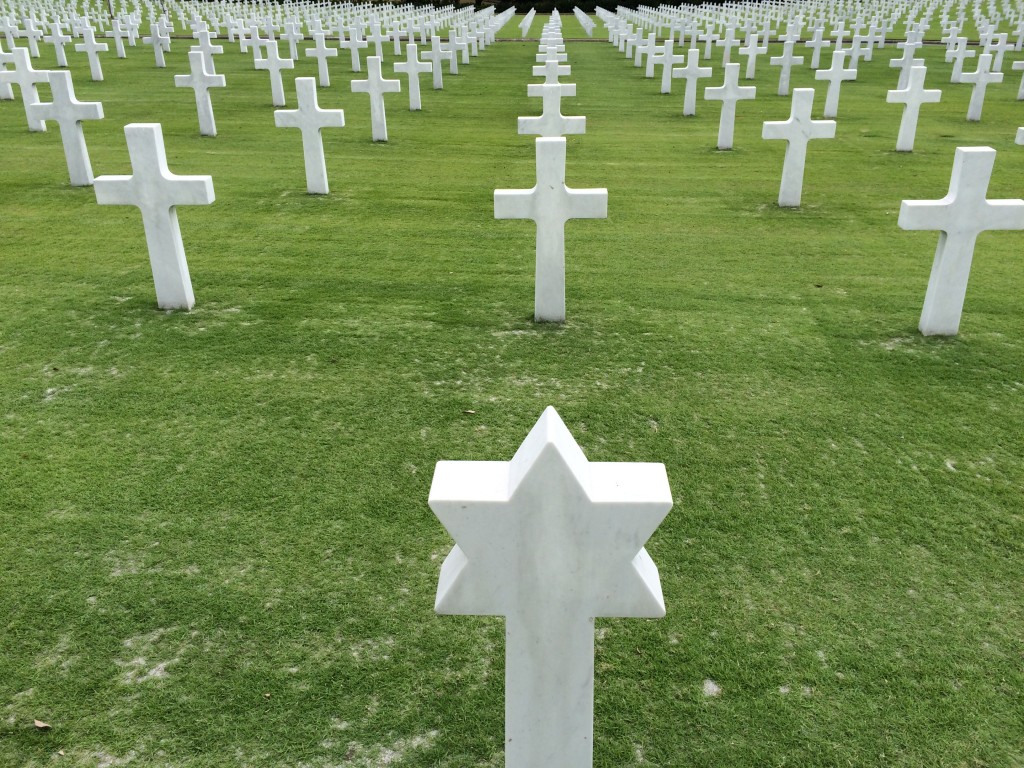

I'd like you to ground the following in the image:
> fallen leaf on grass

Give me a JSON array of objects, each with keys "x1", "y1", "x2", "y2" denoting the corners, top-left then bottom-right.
[
  {"x1": 463, "y1": 410, "x2": 476, "y2": 415},
  {"x1": 34, "y1": 720, "x2": 51, "y2": 731}
]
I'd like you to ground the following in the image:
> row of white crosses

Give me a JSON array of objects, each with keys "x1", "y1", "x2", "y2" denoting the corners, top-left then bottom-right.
[
  {"x1": 1, "y1": 1, "x2": 514, "y2": 309},
  {"x1": 596, "y1": 5, "x2": 1024, "y2": 332},
  {"x1": 464, "y1": 18, "x2": 664, "y2": 765},
  {"x1": 495, "y1": 11, "x2": 608, "y2": 325},
  {"x1": 604, "y1": 1, "x2": 1024, "y2": 117}
]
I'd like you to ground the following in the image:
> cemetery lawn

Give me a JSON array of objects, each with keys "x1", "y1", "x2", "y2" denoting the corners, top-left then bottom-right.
[{"x1": 2, "y1": 14, "x2": 1023, "y2": 768}]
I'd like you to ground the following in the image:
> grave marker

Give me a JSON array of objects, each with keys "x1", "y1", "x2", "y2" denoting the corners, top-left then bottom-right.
[
  {"x1": 351, "y1": 55, "x2": 401, "y2": 141},
  {"x1": 886, "y1": 65, "x2": 941, "y2": 152},
  {"x1": 431, "y1": 405, "x2": 670, "y2": 768},
  {"x1": 94, "y1": 123, "x2": 215, "y2": 311},
  {"x1": 518, "y1": 82, "x2": 584, "y2": 137},
  {"x1": 705, "y1": 62, "x2": 755, "y2": 149},
  {"x1": 899, "y1": 146, "x2": 1024, "y2": 335},
  {"x1": 672, "y1": 47, "x2": 713, "y2": 116},
  {"x1": 26, "y1": 70, "x2": 103, "y2": 185},
  {"x1": 393, "y1": 42, "x2": 431, "y2": 110},
  {"x1": 274, "y1": 77, "x2": 345, "y2": 194},
  {"x1": 960, "y1": 53, "x2": 1002, "y2": 121},
  {"x1": 494, "y1": 138, "x2": 607, "y2": 323},
  {"x1": 174, "y1": 49, "x2": 226, "y2": 137},
  {"x1": 762, "y1": 88, "x2": 836, "y2": 207}
]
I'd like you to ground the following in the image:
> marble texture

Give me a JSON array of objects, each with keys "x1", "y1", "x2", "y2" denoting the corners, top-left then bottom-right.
[
  {"x1": 351, "y1": 55, "x2": 401, "y2": 141},
  {"x1": 274, "y1": 77, "x2": 345, "y2": 194},
  {"x1": 886, "y1": 65, "x2": 941, "y2": 152},
  {"x1": 94, "y1": 123, "x2": 214, "y2": 310},
  {"x1": 762, "y1": 88, "x2": 835, "y2": 207},
  {"x1": 494, "y1": 138, "x2": 607, "y2": 323},
  {"x1": 174, "y1": 50, "x2": 226, "y2": 137},
  {"x1": 899, "y1": 146, "x2": 1024, "y2": 335},
  {"x1": 431, "y1": 406, "x2": 671, "y2": 768},
  {"x1": 27, "y1": 70, "x2": 103, "y2": 185},
  {"x1": 705, "y1": 62, "x2": 755, "y2": 149},
  {"x1": 518, "y1": 83, "x2": 585, "y2": 137}
]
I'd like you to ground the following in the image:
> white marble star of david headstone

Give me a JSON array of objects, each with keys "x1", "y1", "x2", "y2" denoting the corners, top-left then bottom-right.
[{"x1": 431, "y1": 406, "x2": 672, "y2": 768}]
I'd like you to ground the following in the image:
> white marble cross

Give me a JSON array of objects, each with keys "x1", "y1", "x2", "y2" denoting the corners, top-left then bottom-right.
[
  {"x1": 518, "y1": 82, "x2": 584, "y2": 137},
  {"x1": 705, "y1": 62, "x2": 755, "y2": 149},
  {"x1": 672, "y1": 47, "x2": 713, "y2": 116},
  {"x1": 143, "y1": 24, "x2": 170, "y2": 68},
  {"x1": 304, "y1": 32, "x2": 337, "y2": 87},
  {"x1": 890, "y1": 42, "x2": 923, "y2": 90},
  {"x1": 190, "y1": 28, "x2": 224, "y2": 71},
  {"x1": 654, "y1": 37, "x2": 686, "y2": 93},
  {"x1": 366, "y1": 22, "x2": 390, "y2": 58},
  {"x1": 431, "y1": 406, "x2": 670, "y2": 768},
  {"x1": 886, "y1": 65, "x2": 941, "y2": 152},
  {"x1": 960, "y1": 53, "x2": 1003, "y2": 121},
  {"x1": 762, "y1": 88, "x2": 836, "y2": 207},
  {"x1": 422, "y1": 35, "x2": 451, "y2": 89},
  {"x1": 105, "y1": 19, "x2": 129, "y2": 58},
  {"x1": 339, "y1": 25, "x2": 368, "y2": 72},
  {"x1": 27, "y1": 70, "x2": 103, "y2": 185},
  {"x1": 351, "y1": 55, "x2": 401, "y2": 142},
  {"x1": 533, "y1": 57, "x2": 570, "y2": 84},
  {"x1": 945, "y1": 36, "x2": 975, "y2": 83},
  {"x1": 274, "y1": 77, "x2": 345, "y2": 194},
  {"x1": 804, "y1": 26, "x2": 831, "y2": 69},
  {"x1": 94, "y1": 123, "x2": 215, "y2": 311},
  {"x1": 174, "y1": 49, "x2": 226, "y2": 136},
  {"x1": 769, "y1": 39, "x2": 804, "y2": 96},
  {"x1": 393, "y1": 42, "x2": 431, "y2": 109},
  {"x1": 494, "y1": 138, "x2": 607, "y2": 323},
  {"x1": 739, "y1": 31, "x2": 767, "y2": 79},
  {"x1": 281, "y1": 20, "x2": 303, "y2": 60},
  {"x1": 1014, "y1": 60, "x2": 1024, "y2": 100},
  {"x1": 255, "y1": 40, "x2": 294, "y2": 107},
  {"x1": 44, "y1": 21, "x2": 73, "y2": 67},
  {"x1": 814, "y1": 49, "x2": 857, "y2": 118},
  {"x1": 899, "y1": 147, "x2": 1024, "y2": 336},
  {"x1": 0, "y1": 46, "x2": 50, "y2": 130}
]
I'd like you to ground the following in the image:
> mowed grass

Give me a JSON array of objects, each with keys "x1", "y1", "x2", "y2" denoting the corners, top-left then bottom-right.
[{"x1": 1, "y1": 11, "x2": 1023, "y2": 767}]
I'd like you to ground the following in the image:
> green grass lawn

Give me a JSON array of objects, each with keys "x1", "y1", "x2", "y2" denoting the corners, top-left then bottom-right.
[{"x1": 2, "y1": 10, "x2": 1023, "y2": 767}]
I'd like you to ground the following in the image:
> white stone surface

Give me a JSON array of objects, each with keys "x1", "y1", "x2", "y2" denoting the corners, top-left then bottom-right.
[
  {"x1": 351, "y1": 55, "x2": 401, "y2": 142},
  {"x1": 254, "y1": 40, "x2": 294, "y2": 107},
  {"x1": 1016, "y1": 126, "x2": 1024, "y2": 145},
  {"x1": 960, "y1": 53, "x2": 1002, "y2": 121},
  {"x1": 431, "y1": 406, "x2": 670, "y2": 768},
  {"x1": 762, "y1": 88, "x2": 836, "y2": 207},
  {"x1": 769, "y1": 40, "x2": 803, "y2": 96},
  {"x1": 422, "y1": 35, "x2": 451, "y2": 89},
  {"x1": 886, "y1": 65, "x2": 941, "y2": 152},
  {"x1": 899, "y1": 146, "x2": 1024, "y2": 336},
  {"x1": 0, "y1": 46, "x2": 50, "y2": 130},
  {"x1": 94, "y1": 123, "x2": 214, "y2": 311},
  {"x1": 274, "y1": 77, "x2": 344, "y2": 194},
  {"x1": 518, "y1": 83, "x2": 584, "y2": 137},
  {"x1": 393, "y1": 42, "x2": 431, "y2": 110},
  {"x1": 1014, "y1": 60, "x2": 1024, "y2": 99},
  {"x1": 672, "y1": 47, "x2": 712, "y2": 116},
  {"x1": 174, "y1": 50, "x2": 226, "y2": 137},
  {"x1": 814, "y1": 50, "x2": 856, "y2": 118},
  {"x1": 494, "y1": 138, "x2": 607, "y2": 323},
  {"x1": 705, "y1": 62, "x2": 756, "y2": 149},
  {"x1": 304, "y1": 32, "x2": 338, "y2": 88},
  {"x1": 27, "y1": 70, "x2": 103, "y2": 185},
  {"x1": 533, "y1": 58, "x2": 570, "y2": 84}
]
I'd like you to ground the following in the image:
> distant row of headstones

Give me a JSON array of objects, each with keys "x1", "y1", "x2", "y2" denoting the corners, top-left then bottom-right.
[
  {"x1": 581, "y1": 3, "x2": 1023, "y2": 337},
  {"x1": 0, "y1": 0, "x2": 517, "y2": 311},
  {"x1": 2, "y1": 0, "x2": 1023, "y2": 338}
]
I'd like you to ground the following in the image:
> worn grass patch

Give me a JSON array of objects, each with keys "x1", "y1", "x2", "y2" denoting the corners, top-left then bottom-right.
[{"x1": 1, "y1": 11, "x2": 1023, "y2": 768}]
